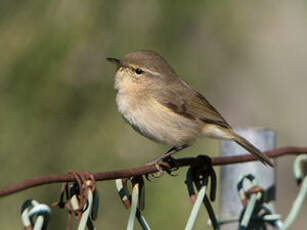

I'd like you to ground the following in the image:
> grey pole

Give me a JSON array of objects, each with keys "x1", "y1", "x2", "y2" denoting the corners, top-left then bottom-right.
[{"x1": 219, "y1": 127, "x2": 276, "y2": 230}]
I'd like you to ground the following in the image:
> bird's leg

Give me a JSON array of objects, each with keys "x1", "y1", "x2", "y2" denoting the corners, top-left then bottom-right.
[
  {"x1": 150, "y1": 144, "x2": 189, "y2": 177},
  {"x1": 152, "y1": 144, "x2": 189, "y2": 164}
]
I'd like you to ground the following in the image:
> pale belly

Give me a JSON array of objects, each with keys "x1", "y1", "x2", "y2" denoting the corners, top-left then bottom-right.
[{"x1": 116, "y1": 93, "x2": 201, "y2": 146}]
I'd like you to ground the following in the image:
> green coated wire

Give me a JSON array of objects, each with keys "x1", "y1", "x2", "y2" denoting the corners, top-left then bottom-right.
[
  {"x1": 237, "y1": 174, "x2": 261, "y2": 229},
  {"x1": 136, "y1": 209, "x2": 151, "y2": 230},
  {"x1": 280, "y1": 177, "x2": 307, "y2": 230},
  {"x1": 78, "y1": 188, "x2": 93, "y2": 230},
  {"x1": 184, "y1": 184, "x2": 207, "y2": 230},
  {"x1": 216, "y1": 217, "x2": 238, "y2": 225},
  {"x1": 29, "y1": 204, "x2": 51, "y2": 230},
  {"x1": 294, "y1": 155, "x2": 307, "y2": 184},
  {"x1": 203, "y1": 195, "x2": 219, "y2": 230},
  {"x1": 21, "y1": 200, "x2": 51, "y2": 230},
  {"x1": 281, "y1": 155, "x2": 307, "y2": 230},
  {"x1": 33, "y1": 216, "x2": 45, "y2": 230},
  {"x1": 127, "y1": 183, "x2": 139, "y2": 230},
  {"x1": 240, "y1": 192, "x2": 261, "y2": 229},
  {"x1": 21, "y1": 206, "x2": 31, "y2": 227},
  {"x1": 115, "y1": 179, "x2": 151, "y2": 230}
]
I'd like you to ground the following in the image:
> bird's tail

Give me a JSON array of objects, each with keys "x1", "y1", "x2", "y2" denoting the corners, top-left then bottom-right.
[{"x1": 231, "y1": 132, "x2": 274, "y2": 167}]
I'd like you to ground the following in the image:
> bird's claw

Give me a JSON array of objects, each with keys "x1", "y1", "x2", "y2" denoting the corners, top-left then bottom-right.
[
  {"x1": 152, "y1": 163, "x2": 164, "y2": 178},
  {"x1": 147, "y1": 156, "x2": 180, "y2": 178}
]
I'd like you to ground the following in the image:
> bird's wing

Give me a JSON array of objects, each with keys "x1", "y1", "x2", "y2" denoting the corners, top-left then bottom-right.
[{"x1": 150, "y1": 79, "x2": 231, "y2": 129}]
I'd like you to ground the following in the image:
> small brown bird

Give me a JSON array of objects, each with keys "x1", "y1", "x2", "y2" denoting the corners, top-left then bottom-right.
[{"x1": 107, "y1": 50, "x2": 273, "y2": 166}]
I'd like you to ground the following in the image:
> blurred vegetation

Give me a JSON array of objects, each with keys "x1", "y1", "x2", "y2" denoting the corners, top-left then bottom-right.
[{"x1": 1, "y1": 0, "x2": 307, "y2": 229}]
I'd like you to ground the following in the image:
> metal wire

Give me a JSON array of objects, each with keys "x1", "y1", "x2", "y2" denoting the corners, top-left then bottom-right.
[
  {"x1": 116, "y1": 178, "x2": 151, "y2": 230},
  {"x1": 127, "y1": 183, "x2": 139, "y2": 230},
  {"x1": 78, "y1": 185, "x2": 94, "y2": 230},
  {"x1": 240, "y1": 193, "x2": 262, "y2": 229},
  {"x1": 184, "y1": 157, "x2": 219, "y2": 230},
  {"x1": 237, "y1": 174, "x2": 262, "y2": 229},
  {"x1": 18, "y1": 154, "x2": 307, "y2": 229},
  {"x1": 280, "y1": 176, "x2": 307, "y2": 230},
  {"x1": 184, "y1": 184, "x2": 207, "y2": 230},
  {"x1": 280, "y1": 154, "x2": 307, "y2": 230},
  {"x1": 21, "y1": 200, "x2": 51, "y2": 230}
]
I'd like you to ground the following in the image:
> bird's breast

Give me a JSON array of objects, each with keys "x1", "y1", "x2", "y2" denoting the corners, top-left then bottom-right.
[{"x1": 116, "y1": 91, "x2": 201, "y2": 146}]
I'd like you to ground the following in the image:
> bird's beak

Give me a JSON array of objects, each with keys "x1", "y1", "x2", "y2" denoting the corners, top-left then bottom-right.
[{"x1": 106, "y1": 57, "x2": 122, "y2": 67}]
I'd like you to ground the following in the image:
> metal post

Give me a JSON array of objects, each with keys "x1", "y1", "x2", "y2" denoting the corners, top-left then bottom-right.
[{"x1": 219, "y1": 128, "x2": 276, "y2": 230}]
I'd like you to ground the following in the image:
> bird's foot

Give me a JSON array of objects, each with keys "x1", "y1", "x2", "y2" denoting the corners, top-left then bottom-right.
[
  {"x1": 152, "y1": 162, "x2": 164, "y2": 178},
  {"x1": 147, "y1": 156, "x2": 180, "y2": 178},
  {"x1": 146, "y1": 157, "x2": 166, "y2": 178},
  {"x1": 147, "y1": 145, "x2": 189, "y2": 178}
]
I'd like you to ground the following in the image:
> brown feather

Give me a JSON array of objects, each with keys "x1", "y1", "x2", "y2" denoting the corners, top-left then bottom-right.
[{"x1": 150, "y1": 78, "x2": 231, "y2": 129}]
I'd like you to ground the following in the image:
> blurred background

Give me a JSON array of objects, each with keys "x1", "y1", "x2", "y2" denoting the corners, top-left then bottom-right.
[{"x1": 1, "y1": 0, "x2": 306, "y2": 229}]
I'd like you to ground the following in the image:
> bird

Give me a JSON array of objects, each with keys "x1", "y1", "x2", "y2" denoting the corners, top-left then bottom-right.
[{"x1": 107, "y1": 50, "x2": 274, "y2": 167}]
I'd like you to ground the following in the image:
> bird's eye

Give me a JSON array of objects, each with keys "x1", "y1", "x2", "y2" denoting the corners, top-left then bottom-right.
[{"x1": 135, "y1": 68, "x2": 143, "y2": 75}]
